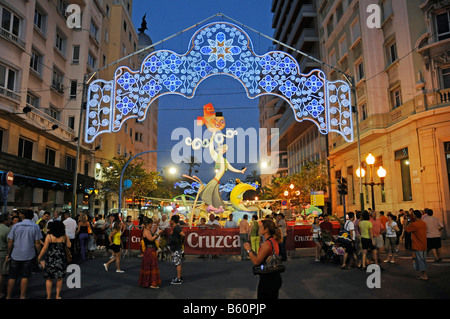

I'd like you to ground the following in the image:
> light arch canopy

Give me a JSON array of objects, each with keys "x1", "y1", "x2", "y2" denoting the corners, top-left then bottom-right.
[{"x1": 85, "y1": 22, "x2": 353, "y2": 143}]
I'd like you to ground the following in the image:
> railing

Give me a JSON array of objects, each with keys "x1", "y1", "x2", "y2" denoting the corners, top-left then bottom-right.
[
  {"x1": 438, "y1": 88, "x2": 450, "y2": 104},
  {"x1": 0, "y1": 27, "x2": 25, "y2": 48},
  {"x1": 0, "y1": 86, "x2": 20, "y2": 101}
]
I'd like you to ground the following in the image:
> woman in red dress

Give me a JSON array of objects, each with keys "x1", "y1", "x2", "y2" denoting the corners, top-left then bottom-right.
[{"x1": 138, "y1": 218, "x2": 162, "y2": 288}]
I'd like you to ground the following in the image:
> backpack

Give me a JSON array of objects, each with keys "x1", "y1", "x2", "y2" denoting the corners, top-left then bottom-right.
[
  {"x1": 337, "y1": 221, "x2": 353, "y2": 244},
  {"x1": 252, "y1": 238, "x2": 286, "y2": 275}
]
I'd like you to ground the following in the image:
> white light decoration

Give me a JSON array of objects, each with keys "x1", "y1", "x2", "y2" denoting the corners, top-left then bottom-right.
[
  {"x1": 85, "y1": 22, "x2": 353, "y2": 144},
  {"x1": 356, "y1": 167, "x2": 366, "y2": 178},
  {"x1": 366, "y1": 153, "x2": 376, "y2": 165}
]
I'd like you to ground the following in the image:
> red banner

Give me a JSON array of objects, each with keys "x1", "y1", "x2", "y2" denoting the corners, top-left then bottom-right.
[{"x1": 122, "y1": 229, "x2": 144, "y2": 250}]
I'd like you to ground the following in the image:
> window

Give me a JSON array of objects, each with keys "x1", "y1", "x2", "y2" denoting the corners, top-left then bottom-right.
[
  {"x1": 90, "y1": 20, "x2": 98, "y2": 40},
  {"x1": 68, "y1": 116, "x2": 75, "y2": 130},
  {"x1": 18, "y1": 137, "x2": 33, "y2": 159},
  {"x1": 72, "y1": 45, "x2": 80, "y2": 64},
  {"x1": 123, "y1": 20, "x2": 127, "y2": 32},
  {"x1": 436, "y1": 11, "x2": 450, "y2": 41},
  {"x1": 52, "y1": 68, "x2": 64, "y2": 91},
  {"x1": 360, "y1": 103, "x2": 368, "y2": 121},
  {"x1": 355, "y1": 60, "x2": 364, "y2": 81},
  {"x1": 49, "y1": 106, "x2": 60, "y2": 121},
  {"x1": 26, "y1": 91, "x2": 40, "y2": 108},
  {"x1": 327, "y1": 16, "x2": 334, "y2": 38},
  {"x1": 34, "y1": 6, "x2": 46, "y2": 34},
  {"x1": 1, "y1": 7, "x2": 21, "y2": 37},
  {"x1": 104, "y1": 30, "x2": 108, "y2": 43},
  {"x1": 339, "y1": 35, "x2": 348, "y2": 59},
  {"x1": 0, "y1": 129, "x2": 3, "y2": 152},
  {"x1": 57, "y1": 0, "x2": 68, "y2": 18},
  {"x1": 55, "y1": 31, "x2": 66, "y2": 54},
  {"x1": 350, "y1": 18, "x2": 360, "y2": 44},
  {"x1": 382, "y1": 0, "x2": 393, "y2": 20},
  {"x1": 329, "y1": 50, "x2": 337, "y2": 67},
  {"x1": 30, "y1": 49, "x2": 43, "y2": 75},
  {"x1": 87, "y1": 51, "x2": 96, "y2": 69},
  {"x1": 442, "y1": 68, "x2": 450, "y2": 89},
  {"x1": 387, "y1": 41, "x2": 398, "y2": 65},
  {"x1": 391, "y1": 87, "x2": 402, "y2": 109},
  {"x1": 0, "y1": 64, "x2": 16, "y2": 91},
  {"x1": 394, "y1": 148, "x2": 412, "y2": 201},
  {"x1": 65, "y1": 155, "x2": 76, "y2": 172},
  {"x1": 70, "y1": 80, "x2": 77, "y2": 99},
  {"x1": 45, "y1": 147, "x2": 56, "y2": 166},
  {"x1": 84, "y1": 161, "x2": 89, "y2": 175}
]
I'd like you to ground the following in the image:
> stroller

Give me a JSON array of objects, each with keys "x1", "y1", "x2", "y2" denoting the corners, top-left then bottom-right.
[{"x1": 319, "y1": 231, "x2": 345, "y2": 264}]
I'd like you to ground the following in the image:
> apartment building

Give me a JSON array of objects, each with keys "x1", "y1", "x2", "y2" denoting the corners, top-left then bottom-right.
[
  {"x1": 0, "y1": 0, "x2": 154, "y2": 215},
  {"x1": 318, "y1": 0, "x2": 450, "y2": 230},
  {"x1": 259, "y1": 0, "x2": 329, "y2": 206},
  {"x1": 92, "y1": 0, "x2": 158, "y2": 213}
]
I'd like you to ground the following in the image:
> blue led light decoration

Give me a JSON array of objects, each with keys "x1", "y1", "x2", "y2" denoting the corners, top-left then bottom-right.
[{"x1": 85, "y1": 22, "x2": 353, "y2": 143}]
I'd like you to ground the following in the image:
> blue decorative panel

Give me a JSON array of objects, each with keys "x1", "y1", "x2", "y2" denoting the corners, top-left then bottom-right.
[{"x1": 85, "y1": 22, "x2": 353, "y2": 143}]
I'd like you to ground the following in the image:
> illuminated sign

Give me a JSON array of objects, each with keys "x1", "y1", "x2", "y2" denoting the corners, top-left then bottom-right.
[{"x1": 85, "y1": 22, "x2": 353, "y2": 143}]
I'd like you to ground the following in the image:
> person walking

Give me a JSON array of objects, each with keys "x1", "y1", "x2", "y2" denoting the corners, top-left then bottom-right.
[
  {"x1": 168, "y1": 214, "x2": 185, "y2": 285},
  {"x1": 6, "y1": 209, "x2": 42, "y2": 299},
  {"x1": 138, "y1": 218, "x2": 162, "y2": 288},
  {"x1": 406, "y1": 210, "x2": 428, "y2": 280},
  {"x1": 37, "y1": 220, "x2": 71, "y2": 299},
  {"x1": 341, "y1": 212, "x2": 358, "y2": 269},
  {"x1": 103, "y1": 221, "x2": 124, "y2": 273},
  {"x1": 384, "y1": 214, "x2": 399, "y2": 264},
  {"x1": 76, "y1": 213, "x2": 91, "y2": 262},
  {"x1": 239, "y1": 214, "x2": 250, "y2": 261},
  {"x1": 369, "y1": 211, "x2": 383, "y2": 263},
  {"x1": 62, "y1": 211, "x2": 77, "y2": 257},
  {"x1": 358, "y1": 211, "x2": 378, "y2": 270},
  {"x1": 0, "y1": 214, "x2": 11, "y2": 299},
  {"x1": 249, "y1": 215, "x2": 260, "y2": 254},
  {"x1": 276, "y1": 213, "x2": 287, "y2": 261},
  {"x1": 243, "y1": 219, "x2": 283, "y2": 299},
  {"x1": 424, "y1": 209, "x2": 444, "y2": 262},
  {"x1": 310, "y1": 217, "x2": 321, "y2": 262}
]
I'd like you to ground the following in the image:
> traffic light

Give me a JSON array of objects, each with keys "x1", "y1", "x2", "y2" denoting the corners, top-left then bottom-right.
[
  {"x1": 341, "y1": 177, "x2": 348, "y2": 196},
  {"x1": 337, "y1": 177, "x2": 348, "y2": 196}
]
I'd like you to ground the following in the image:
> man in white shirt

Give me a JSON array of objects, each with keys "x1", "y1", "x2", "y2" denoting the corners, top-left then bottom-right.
[
  {"x1": 62, "y1": 211, "x2": 77, "y2": 255},
  {"x1": 224, "y1": 214, "x2": 238, "y2": 228}
]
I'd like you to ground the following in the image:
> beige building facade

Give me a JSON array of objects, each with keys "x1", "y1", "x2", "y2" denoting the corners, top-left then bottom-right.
[{"x1": 318, "y1": 0, "x2": 450, "y2": 232}]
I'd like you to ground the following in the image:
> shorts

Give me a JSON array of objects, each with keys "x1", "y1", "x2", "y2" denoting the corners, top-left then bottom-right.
[
  {"x1": 361, "y1": 238, "x2": 376, "y2": 251},
  {"x1": 8, "y1": 259, "x2": 35, "y2": 279},
  {"x1": 110, "y1": 244, "x2": 121, "y2": 253},
  {"x1": 374, "y1": 236, "x2": 384, "y2": 249},
  {"x1": 171, "y1": 250, "x2": 183, "y2": 266},
  {"x1": 427, "y1": 237, "x2": 441, "y2": 250}
]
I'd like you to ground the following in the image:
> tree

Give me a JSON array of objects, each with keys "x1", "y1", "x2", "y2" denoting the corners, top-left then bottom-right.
[{"x1": 100, "y1": 154, "x2": 162, "y2": 206}]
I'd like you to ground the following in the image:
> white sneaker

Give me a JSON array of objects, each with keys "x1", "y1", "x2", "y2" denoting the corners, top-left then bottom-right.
[
  {"x1": 116, "y1": 270, "x2": 125, "y2": 273},
  {"x1": 103, "y1": 263, "x2": 108, "y2": 271}
]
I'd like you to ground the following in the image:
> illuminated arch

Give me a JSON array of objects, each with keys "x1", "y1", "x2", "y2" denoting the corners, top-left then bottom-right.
[{"x1": 85, "y1": 22, "x2": 353, "y2": 143}]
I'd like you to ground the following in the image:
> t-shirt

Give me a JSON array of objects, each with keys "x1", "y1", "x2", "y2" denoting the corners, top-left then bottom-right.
[
  {"x1": 359, "y1": 220, "x2": 373, "y2": 239},
  {"x1": 344, "y1": 220, "x2": 355, "y2": 241},
  {"x1": 425, "y1": 216, "x2": 443, "y2": 238},
  {"x1": 250, "y1": 221, "x2": 259, "y2": 237},
  {"x1": 7, "y1": 219, "x2": 42, "y2": 261},
  {"x1": 169, "y1": 224, "x2": 183, "y2": 251},
  {"x1": 385, "y1": 221, "x2": 398, "y2": 237},
  {"x1": 370, "y1": 219, "x2": 382, "y2": 237},
  {"x1": 0, "y1": 223, "x2": 11, "y2": 252},
  {"x1": 239, "y1": 219, "x2": 250, "y2": 234},
  {"x1": 406, "y1": 220, "x2": 427, "y2": 251},
  {"x1": 224, "y1": 220, "x2": 238, "y2": 228}
]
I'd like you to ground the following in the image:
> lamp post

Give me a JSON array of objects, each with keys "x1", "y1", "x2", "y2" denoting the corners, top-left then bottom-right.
[{"x1": 356, "y1": 153, "x2": 386, "y2": 211}]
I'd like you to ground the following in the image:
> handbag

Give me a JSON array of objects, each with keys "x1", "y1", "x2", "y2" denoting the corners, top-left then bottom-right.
[{"x1": 252, "y1": 238, "x2": 286, "y2": 275}]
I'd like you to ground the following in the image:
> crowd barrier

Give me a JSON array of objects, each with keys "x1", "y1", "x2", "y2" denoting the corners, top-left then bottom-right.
[{"x1": 91, "y1": 222, "x2": 341, "y2": 255}]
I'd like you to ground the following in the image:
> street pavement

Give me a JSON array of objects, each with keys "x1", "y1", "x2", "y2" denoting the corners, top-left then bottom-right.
[{"x1": 8, "y1": 239, "x2": 450, "y2": 301}]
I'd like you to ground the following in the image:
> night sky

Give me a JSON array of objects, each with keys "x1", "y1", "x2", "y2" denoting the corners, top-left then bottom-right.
[{"x1": 131, "y1": 0, "x2": 275, "y2": 184}]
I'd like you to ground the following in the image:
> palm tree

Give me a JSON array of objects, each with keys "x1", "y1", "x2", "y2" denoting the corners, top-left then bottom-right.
[
  {"x1": 183, "y1": 156, "x2": 200, "y2": 176},
  {"x1": 245, "y1": 170, "x2": 261, "y2": 184}
]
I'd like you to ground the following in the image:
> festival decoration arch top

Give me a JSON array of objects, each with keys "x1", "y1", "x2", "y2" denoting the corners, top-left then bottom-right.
[{"x1": 85, "y1": 21, "x2": 353, "y2": 143}]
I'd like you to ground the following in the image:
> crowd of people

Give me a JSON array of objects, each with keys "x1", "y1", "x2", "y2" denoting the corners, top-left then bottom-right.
[
  {"x1": 0, "y1": 206, "x2": 445, "y2": 299},
  {"x1": 313, "y1": 208, "x2": 444, "y2": 281}
]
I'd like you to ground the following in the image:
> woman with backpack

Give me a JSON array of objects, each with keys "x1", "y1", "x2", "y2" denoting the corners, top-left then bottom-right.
[{"x1": 243, "y1": 219, "x2": 283, "y2": 299}]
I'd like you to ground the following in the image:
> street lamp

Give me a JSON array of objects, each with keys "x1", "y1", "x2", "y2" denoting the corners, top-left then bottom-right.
[{"x1": 357, "y1": 153, "x2": 386, "y2": 211}]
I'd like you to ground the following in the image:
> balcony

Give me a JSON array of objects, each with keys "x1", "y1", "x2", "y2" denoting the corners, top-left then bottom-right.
[
  {"x1": 438, "y1": 87, "x2": 450, "y2": 104},
  {"x1": 0, "y1": 86, "x2": 21, "y2": 102},
  {"x1": 0, "y1": 27, "x2": 25, "y2": 50}
]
